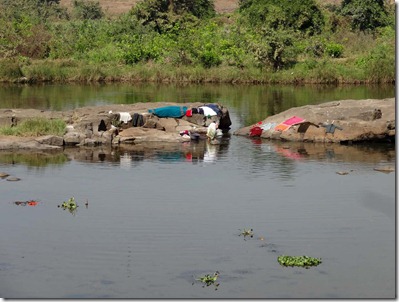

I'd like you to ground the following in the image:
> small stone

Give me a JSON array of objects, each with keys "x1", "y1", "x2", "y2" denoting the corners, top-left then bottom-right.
[
  {"x1": 7, "y1": 177, "x2": 21, "y2": 181},
  {"x1": 373, "y1": 166, "x2": 395, "y2": 173},
  {"x1": 0, "y1": 172, "x2": 10, "y2": 178}
]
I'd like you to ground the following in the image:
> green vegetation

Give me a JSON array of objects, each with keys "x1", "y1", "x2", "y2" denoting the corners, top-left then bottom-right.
[
  {"x1": 239, "y1": 228, "x2": 254, "y2": 238},
  {"x1": 0, "y1": 0, "x2": 395, "y2": 83},
  {"x1": 0, "y1": 117, "x2": 66, "y2": 136},
  {"x1": 59, "y1": 196, "x2": 78, "y2": 214},
  {"x1": 194, "y1": 271, "x2": 220, "y2": 289},
  {"x1": 278, "y1": 255, "x2": 322, "y2": 268},
  {"x1": 0, "y1": 152, "x2": 68, "y2": 167}
]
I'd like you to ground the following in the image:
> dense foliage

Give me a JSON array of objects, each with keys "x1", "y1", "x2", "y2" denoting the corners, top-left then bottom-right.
[
  {"x1": 0, "y1": 0, "x2": 395, "y2": 83},
  {"x1": 340, "y1": 0, "x2": 389, "y2": 31}
]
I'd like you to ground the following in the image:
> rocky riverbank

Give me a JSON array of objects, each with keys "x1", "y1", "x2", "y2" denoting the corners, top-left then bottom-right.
[
  {"x1": 0, "y1": 102, "x2": 231, "y2": 150},
  {"x1": 0, "y1": 98, "x2": 395, "y2": 150},
  {"x1": 234, "y1": 98, "x2": 395, "y2": 144}
]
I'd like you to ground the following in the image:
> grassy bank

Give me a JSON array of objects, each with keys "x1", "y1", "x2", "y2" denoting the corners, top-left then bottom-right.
[
  {"x1": 0, "y1": 0, "x2": 395, "y2": 85},
  {"x1": 0, "y1": 55, "x2": 394, "y2": 85},
  {"x1": 0, "y1": 118, "x2": 66, "y2": 137}
]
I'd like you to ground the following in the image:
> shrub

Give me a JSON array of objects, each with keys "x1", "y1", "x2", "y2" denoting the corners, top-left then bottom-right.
[
  {"x1": 0, "y1": 59, "x2": 24, "y2": 79},
  {"x1": 239, "y1": 0, "x2": 324, "y2": 36},
  {"x1": 198, "y1": 49, "x2": 221, "y2": 68},
  {"x1": 325, "y1": 43, "x2": 344, "y2": 58},
  {"x1": 72, "y1": 0, "x2": 104, "y2": 20}
]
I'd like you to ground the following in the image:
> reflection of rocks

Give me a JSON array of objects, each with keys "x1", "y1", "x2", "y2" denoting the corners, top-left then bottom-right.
[
  {"x1": 269, "y1": 140, "x2": 395, "y2": 164},
  {"x1": 373, "y1": 166, "x2": 395, "y2": 173},
  {"x1": 0, "y1": 137, "x2": 392, "y2": 168},
  {"x1": 0, "y1": 102, "x2": 232, "y2": 150},
  {"x1": 235, "y1": 98, "x2": 395, "y2": 144}
]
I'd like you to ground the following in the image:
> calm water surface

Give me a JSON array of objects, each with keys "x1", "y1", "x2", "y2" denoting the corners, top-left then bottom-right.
[{"x1": 0, "y1": 84, "x2": 395, "y2": 298}]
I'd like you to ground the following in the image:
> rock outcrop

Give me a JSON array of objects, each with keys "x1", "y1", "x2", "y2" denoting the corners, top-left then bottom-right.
[
  {"x1": 234, "y1": 98, "x2": 395, "y2": 144},
  {"x1": 0, "y1": 102, "x2": 232, "y2": 150}
]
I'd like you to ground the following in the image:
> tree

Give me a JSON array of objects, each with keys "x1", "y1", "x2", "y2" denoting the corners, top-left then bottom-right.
[
  {"x1": 72, "y1": 0, "x2": 104, "y2": 20},
  {"x1": 131, "y1": 0, "x2": 215, "y2": 33},
  {"x1": 340, "y1": 0, "x2": 388, "y2": 31},
  {"x1": 0, "y1": 0, "x2": 68, "y2": 21},
  {"x1": 239, "y1": 0, "x2": 324, "y2": 36},
  {"x1": 250, "y1": 28, "x2": 297, "y2": 71}
]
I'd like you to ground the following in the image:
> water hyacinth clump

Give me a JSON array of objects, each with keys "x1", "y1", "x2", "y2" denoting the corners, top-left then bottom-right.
[
  {"x1": 59, "y1": 197, "x2": 78, "y2": 214},
  {"x1": 239, "y1": 228, "x2": 254, "y2": 238},
  {"x1": 193, "y1": 271, "x2": 220, "y2": 290},
  {"x1": 278, "y1": 255, "x2": 322, "y2": 268}
]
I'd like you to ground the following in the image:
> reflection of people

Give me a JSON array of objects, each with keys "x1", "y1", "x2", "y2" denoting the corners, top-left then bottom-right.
[
  {"x1": 204, "y1": 141, "x2": 217, "y2": 163},
  {"x1": 207, "y1": 121, "x2": 219, "y2": 141}
]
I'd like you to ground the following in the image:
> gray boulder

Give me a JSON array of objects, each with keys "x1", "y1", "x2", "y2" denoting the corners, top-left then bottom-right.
[{"x1": 234, "y1": 98, "x2": 395, "y2": 143}]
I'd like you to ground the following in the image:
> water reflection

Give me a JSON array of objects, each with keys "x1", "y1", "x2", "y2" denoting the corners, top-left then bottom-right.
[
  {"x1": 0, "y1": 138, "x2": 393, "y2": 172},
  {"x1": 0, "y1": 150, "x2": 68, "y2": 167},
  {"x1": 0, "y1": 83, "x2": 394, "y2": 127}
]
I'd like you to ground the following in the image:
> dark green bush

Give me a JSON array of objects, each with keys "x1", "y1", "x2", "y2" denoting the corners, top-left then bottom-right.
[
  {"x1": 340, "y1": 0, "x2": 388, "y2": 31},
  {"x1": 239, "y1": 0, "x2": 324, "y2": 36},
  {"x1": 0, "y1": 59, "x2": 24, "y2": 79},
  {"x1": 72, "y1": 0, "x2": 104, "y2": 20},
  {"x1": 325, "y1": 42, "x2": 344, "y2": 58}
]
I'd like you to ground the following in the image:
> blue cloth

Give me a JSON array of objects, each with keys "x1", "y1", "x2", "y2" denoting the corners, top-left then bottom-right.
[
  {"x1": 322, "y1": 123, "x2": 343, "y2": 134},
  {"x1": 148, "y1": 106, "x2": 188, "y2": 118}
]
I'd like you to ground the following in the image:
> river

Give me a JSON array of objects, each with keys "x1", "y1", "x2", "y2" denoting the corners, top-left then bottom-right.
[{"x1": 0, "y1": 83, "x2": 395, "y2": 298}]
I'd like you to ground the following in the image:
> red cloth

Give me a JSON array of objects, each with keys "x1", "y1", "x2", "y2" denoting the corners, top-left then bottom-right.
[
  {"x1": 186, "y1": 109, "x2": 192, "y2": 117},
  {"x1": 250, "y1": 126, "x2": 263, "y2": 137}
]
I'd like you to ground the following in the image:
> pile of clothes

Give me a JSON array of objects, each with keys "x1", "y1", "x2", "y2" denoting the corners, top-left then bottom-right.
[{"x1": 186, "y1": 104, "x2": 222, "y2": 117}]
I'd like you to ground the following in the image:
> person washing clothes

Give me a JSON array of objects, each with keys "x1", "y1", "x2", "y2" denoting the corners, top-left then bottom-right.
[{"x1": 207, "y1": 121, "x2": 219, "y2": 141}]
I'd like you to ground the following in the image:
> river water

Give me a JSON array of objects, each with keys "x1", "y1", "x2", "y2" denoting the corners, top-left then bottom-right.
[{"x1": 0, "y1": 83, "x2": 396, "y2": 298}]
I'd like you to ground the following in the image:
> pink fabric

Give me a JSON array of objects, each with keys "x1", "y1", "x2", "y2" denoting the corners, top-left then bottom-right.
[
  {"x1": 282, "y1": 116, "x2": 305, "y2": 126},
  {"x1": 276, "y1": 147, "x2": 303, "y2": 160}
]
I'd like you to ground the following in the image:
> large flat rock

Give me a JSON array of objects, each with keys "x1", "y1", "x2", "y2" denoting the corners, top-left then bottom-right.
[{"x1": 234, "y1": 98, "x2": 395, "y2": 143}]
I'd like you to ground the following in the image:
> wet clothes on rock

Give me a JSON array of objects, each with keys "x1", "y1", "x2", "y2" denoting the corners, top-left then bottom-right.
[
  {"x1": 119, "y1": 112, "x2": 132, "y2": 123},
  {"x1": 132, "y1": 113, "x2": 144, "y2": 127},
  {"x1": 321, "y1": 123, "x2": 343, "y2": 134},
  {"x1": 148, "y1": 106, "x2": 188, "y2": 118},
  {"x1": 200, "y1": 106, "x2": 218, "y2": 117}
]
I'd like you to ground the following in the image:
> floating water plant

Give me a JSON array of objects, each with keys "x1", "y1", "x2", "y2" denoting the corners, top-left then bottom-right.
[
  {"x1": 239, "y1": 228, "x2": 254, "y2": 239},
  {"x1": 58, "y1": 197, "x2": 78, "y2": 214},
  {"x1": 193, "y1": 271, "x2": 220, "y2": 290},
  {"x1": 278, "y1": 255, "x2": 322, "y2": 268}
]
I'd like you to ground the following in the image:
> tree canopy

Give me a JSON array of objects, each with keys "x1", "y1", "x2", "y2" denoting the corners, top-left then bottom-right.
[
  {"x1": 239, "y1": 0, "x2": 324, "y2": 36},
  {"x1": 340, "y1": 0, "x2": 389, "y2": 31},
  {"x1": 131, "y1": 0, "x2": 215, "y2": 33}
]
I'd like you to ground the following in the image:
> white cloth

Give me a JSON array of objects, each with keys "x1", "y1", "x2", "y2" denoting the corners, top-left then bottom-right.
[
  {"x1": 119, "y1": 112, "x2": 132, "y2": 123},
  {"x1": 207, "y1": 122, "x2": 217, "y2": 140},
  {"x1": 200, "y1": 106, "x2": 217, "y2": 117},
  {"x1": 260, "y1": 122, "x2": 277, "y2": 131}
]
